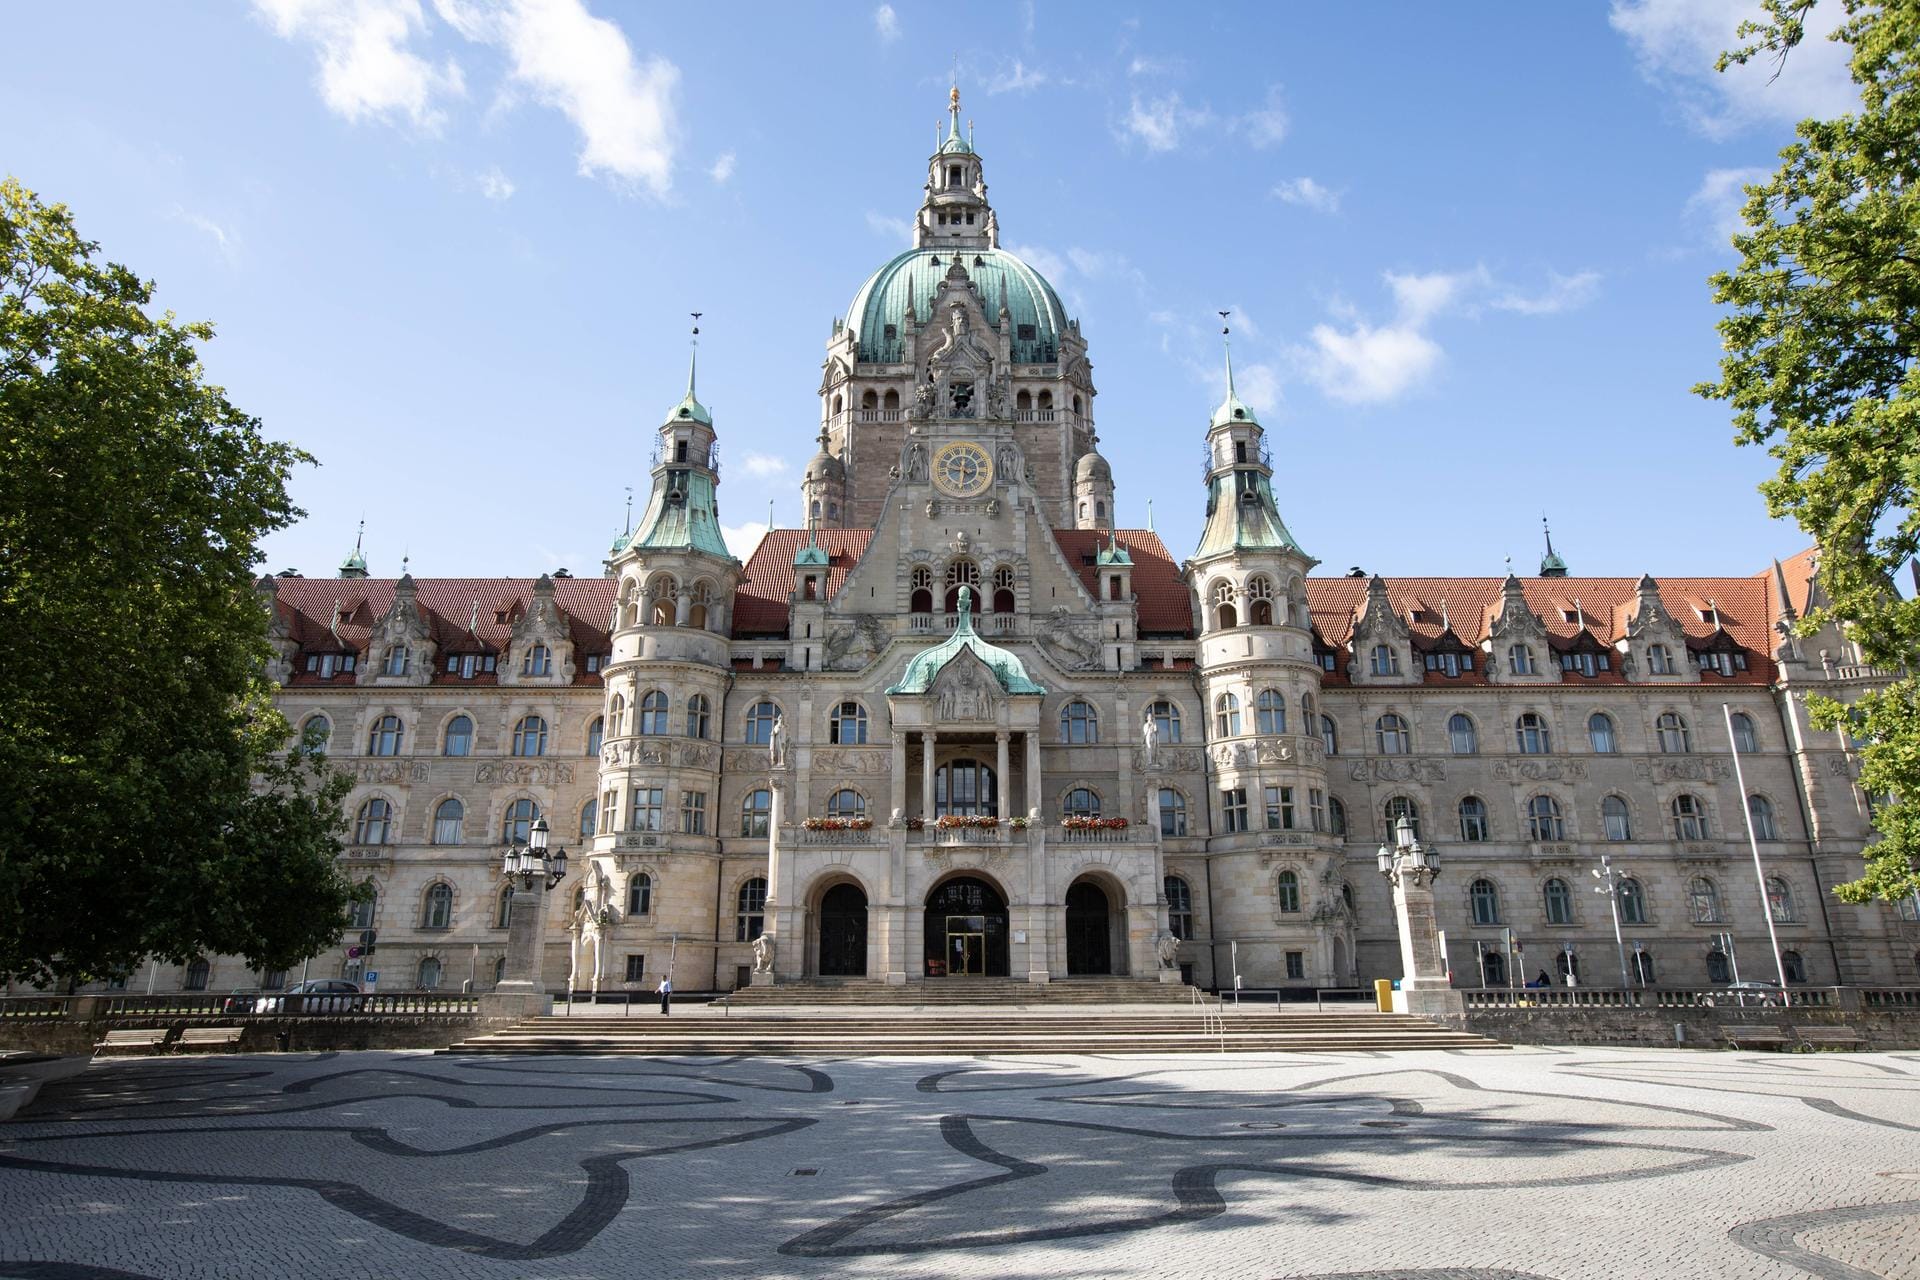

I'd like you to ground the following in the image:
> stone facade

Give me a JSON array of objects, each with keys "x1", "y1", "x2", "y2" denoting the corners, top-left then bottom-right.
[{"x1": 101, "y1": 96, "x2": 1920, "y2": 1000}]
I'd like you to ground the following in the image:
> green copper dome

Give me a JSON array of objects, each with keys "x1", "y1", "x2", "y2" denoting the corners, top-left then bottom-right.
[
  {"x1": 887, "y1": 587, "x2": 1045, "y2": 696},
  {"x1": 848, "y1": 247, "x2": 1068, "y2": 363}
]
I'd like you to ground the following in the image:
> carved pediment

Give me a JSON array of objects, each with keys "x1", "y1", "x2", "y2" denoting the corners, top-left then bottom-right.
[
  {"x1": 931, "y1": 648, "x2": 999, "y2": 722},
  {"x1": 1352, "y1": 575, "x2": 1410, "y2": 644},
  {"x1": 1488, "y1": 574, "x2": 1547, "y2": 642}
]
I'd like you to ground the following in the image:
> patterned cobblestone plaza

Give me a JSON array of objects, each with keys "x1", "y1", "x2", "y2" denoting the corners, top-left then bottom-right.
[{"x1": 1, "y1": 1046, "x2": 1917, "y2": 1279}]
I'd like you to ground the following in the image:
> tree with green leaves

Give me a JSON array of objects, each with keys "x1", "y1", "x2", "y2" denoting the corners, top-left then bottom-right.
[
  {"x1": 0, "y1": 176, "x2": 358, "y2": 988},
  {"x1": 1699, "y1": 0, "x2": 1920, "y2": 905}
]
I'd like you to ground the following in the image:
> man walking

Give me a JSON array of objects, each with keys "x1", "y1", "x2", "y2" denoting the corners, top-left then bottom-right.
[{"x1": 657, "y1": 974, "x2": 672, "y2": 1015}]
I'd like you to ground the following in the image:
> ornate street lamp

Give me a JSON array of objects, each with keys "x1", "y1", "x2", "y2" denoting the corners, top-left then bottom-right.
[
  {"x1": 1376, "y1": 814, "x2": 1449, "y2": 1005},
  {"x1": 501, "y1": 817, "x2": 569, "y2": 890},
  {"x1": 491, "y1": 818, "x2": 569, "y2": 1012},
  {"x1": 1376, "y1": 814, "x2": 1440, "y2": 885}
]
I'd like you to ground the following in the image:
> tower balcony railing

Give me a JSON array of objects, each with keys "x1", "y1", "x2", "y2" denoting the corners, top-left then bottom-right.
[
  {"x1": 782, "y1": 825, "x2": 879, "y2": 848},
  {"x1": 1055, "y1": 821, "x2": 1140, "y2": 845},
  {"x1": 855, "y1": 409, "x2": 904, "y2": 423}
]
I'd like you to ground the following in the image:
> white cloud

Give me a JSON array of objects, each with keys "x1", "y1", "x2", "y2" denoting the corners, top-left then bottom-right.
[
  {"x1": 1004, "y1": 242, "x2": 1066, "y2": 282},
  {"x1": 1236, "y1": 84, "x2": 1288, "y2": 149},
  {"x1": 708, "y1": 151, "x2": 736, "y2": 183},
  {"x1": 865, "y1": 210, "x2": 913, "y2": 245},
  {"x1": 739, "y1": 453, "x2": 788, "y2": 478},
  {"x1": 1234, "y1": 362, "x2": 1282, "y2": 413},
  {"x1": 1386, "y1": 267, "x2": 1487, "y2": 325},
  {"x1": 1271, "y1": 176, "x2": 1340, "y2": 213},
  {"x1": 985, "y1": 59, "x2": 1049, "y2": 94},
  {"x1": 252, "y1": 0, "x2": 465, "y2": 131},
  {"x1": 1299, "y1": 320, "x2": 1444, "y2": 406},
  {"x1": 477, "y1": 165, "x2": 515, "y2": 199},
  {"x1": 1126, "y1": 54, "x2": 1185, "y2": 78},
  {"x1": 1121, "y1": 92, "x2": 1211, "y2": 152},
  {"x1": 1685, "y1": 165, "x2": 1769, "y2": 248},
  {"x1": 873, "y1": 3, "x2": 899, "y2": 42},
  {"x1": 1609, "y1": 0, "x2": 1857, "y2": 138},
  {"x1": 171, "y1": 207, "x2": 241, "y2": 263},
  {"x1": 435, "y1": 0, "x2": 679, "y2": 195},
  {"x1": 1491, "y1": 269, "x2": 1602, "y2": 316},
  {"x1": 721, "y1": 520, "x2": 770, "y2": 560}
]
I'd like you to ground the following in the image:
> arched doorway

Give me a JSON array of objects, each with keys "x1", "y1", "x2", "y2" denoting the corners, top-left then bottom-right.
[
  {"x1": 925, "y1": 876, "x2": 1009, "y2": 977},
  {"x1": 1065, "y1": 881, "x2": 1114, "y2": 975},
  {"x1": 818, "y1": 883, "x2": 868, "y2": 977}
]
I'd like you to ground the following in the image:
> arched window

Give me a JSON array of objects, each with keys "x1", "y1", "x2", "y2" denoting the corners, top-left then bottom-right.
[
  {"x1": 1375, "y1": 713, "x2": 1411, "y2": 755},
  {"x1": 1748, "y1": 794, "x2": 1779, "y2": 840},
  {"x1": 1212, "y1": 580, "x2": 1238, "y2": 629},
  {"x1": 1544, "y1": 878, "x2": 1574, "y2": 925},
  {"x1": 1766, "y1": 876, "x2": 1797, "y2": 922},
  {"x1": 1062, "y1": 786, "x2": 1101, "y2": 819},
  {"x1": 638, "y1": 691, "x2": 670, "y2": 735},
  {"x1": 1149, "y1": 699, "x2": 1182, "y2": 744},
  {"x1": 511, "y1": 714, "x2": 548, "y2": 757},
  {"x1": 579, "y1": 797, "x2": 597, "y2": 839},
  {"x1": 383, "y1": 645, "x2": 410, "y2": 676},
  {"x1": 1276, "y1": 870, "x2": 1301, "y2": 913},
  {"x1": 1370, "y1": 644, "x2": 1399, "y2": 676},
  {"x1": 521, "y1": 643, "x2": 552, "y2": 677},
  {"x1": 1730, "y1": 711, "x2": 1759, "y2": 754},
  {"x1": 1648, "y1": 643, "x2": 1672, "y2": 674},
  {"x1": 944, "y1": 559, "x2": 980, "y2": 613},
  {"x1": 628, "y1": 873, "x2": 652, "y2": 917},
  {"x1": 1688, "y1": 876, "x2": 1722, "y2": 924},
  {"x1": 502, "y1": 797, "x2": 539, "y2": 845},
  {"x1": 586, "y1": 716, "x2": 604, "y2": 757},
  {"x1": 1516, "y1": 713, "x2": 1551, "y2": 754},
  {"x1": 741, "y1": 789, "x2": 772, "y2": 836},
  {"x1": 302, "y1": 714, "x2": 332, "y2": 753},
  {"x1": 736, "y1": 878, "x2": 768, "y2": 941},
  {"x1": 1255, "y1": 689, "x2": 1287, "y2": 735},
  {"x1": 1706, "y1": 948, "x2": 1732, "y2": 983},
  {"x1": 829, "y1": 700, "x2": 868, "y2": 745},
  {"x1": 354, "y1": 798, "x2": 392, "y2": 845},
  {"x1": 687, "y1": 694, "x2": 712, "y2": 739},
  {"x1": 1672, "y1": 794, "x2": 1710, "y2": 841},
  {"x1": 1656, "y1": 712, "x2": 1691, "y2": 754},
  {"x1": 1328, "y1": 796, "x2": 1347, "y2": 838},
  {"x1": 1320, "y1": 715, "x2": 1339, "y2": 755},
  {"x1": 744, "y1": 700, "x2": 780, "y2": 744},
  {"x1": 184, "y1": 958, "x2": 211, "y2": 991},
  {"x1": 432, "y1": 798, "x2": 464, "y2": 845},
  {"x1": 1631, "y1": 949, "x2": 1656, "y2": 985},
  {"x1": 367, "y1": 713, "x2": 404, "y2": 757},
  {"x1": 1158, "y1": 788, "x2": 1188, "y2": 837},
  {"x1": 422, "y1": 883, "x2": 453, "y2": 930},
  {"x1": 1780, "y1": 950, "x2": 1807, "y2": 983},
  {"x1": 1384, "y1": 795, "x2": 1420, "y2": 840},
  {"x1": 495, "y1": 884, "x2": 514, "y2": 928},
  {"x1": 1481, "y1": 948, "x2": 1506, "y2": 987},
  {"x1": 1602, "y1": 795, "x2": 1632, "y2": 841},
  {"x1": 609, "y1": 694, "x2": 627, "y2": 738},
  {"x1": 1448, "y1": 713, "x2": 1478, "y2": 755},
  {"x1": 1618, "y1": 877, "x2": 1648, "y2": 925},
  {"x1": 1587, "y1": 712, "x2": 1617, "y2": 754},
  {"x1": 827, "y1": 789, "x2": 866, "y2": 819},
  {"x1": 1508, "y1": 644, "x2": 1534, "y2": 675},
  {"x1": 1246, "y1": 577, "x2": 1275, "y2": 626},
  {"x1": 909, "y1": 566, "x2": 934, "y2": 615},
  {"x1": 1458, "y1": 796, "x2": 1490, "y2": 842},
  {"x1": 936, "y1": 759, "x2": 998, "y2": 817},
  {"x1": 1060, "y1": 700, "x2": 1099, "y2": 743},
  {"x1": 1165, "y1": 876, "x2": 1193, "y2": 940},
  {"x1": 1215, "y1": 692, "x2": 1242, "y2": 737},
  {"x1": 417, "y1": 956, "x2": 443, "y2": 990},
  {"x1": 347, "y1": 883, "x2": 377, "y2": 930},
  {"x1": 1555, "y1": 950, "x2": 1581, "y2": 984},
  {"x1": 1527, "y1": 794, "x2": 1565, "y2": 841},
  {"x1": 1470, "y1": 878, "x2": 1500, "y2": 926}
]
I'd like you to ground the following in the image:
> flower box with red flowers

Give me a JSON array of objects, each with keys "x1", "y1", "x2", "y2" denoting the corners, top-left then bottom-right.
[
  {"x1": 801, "y1": 817, "x2": 873, "y2": 831},
  {"x1": 1059, "y1": 816, "x2": 1130, "y2": 830}
]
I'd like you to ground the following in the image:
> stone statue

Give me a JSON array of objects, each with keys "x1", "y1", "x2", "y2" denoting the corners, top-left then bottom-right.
[
  {"x1": 1156, "y1": 932, "x2": 1180, "y2": 970},
  {"x1": 768, "y1": 713, "x2": 786, "y2": 769},
  {"x1": 1141, "y1": 711, "x2": 1159, "y2": 768},
  {"x1": 752, "y1": 933, "x2": 775, "y2": 975},
  {"x1": 906, "y1": 442, "x2": 928, "y2": 481}
]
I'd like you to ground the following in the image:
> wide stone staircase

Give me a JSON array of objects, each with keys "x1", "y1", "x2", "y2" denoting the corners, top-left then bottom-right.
[
  {"x1": 440, "y1": 994, "x2": 1506, "y2": 1057},
  {"x1": 725, "y1": 977, "x2": 1192, "y2": 1005}
]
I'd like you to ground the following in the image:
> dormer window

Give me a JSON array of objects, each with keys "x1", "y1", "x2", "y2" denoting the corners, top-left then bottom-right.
[
  {"x1": 675, "y1": 440, "x2": 688, "y2": 463},
  {"x1": 883, "y1": 324, "x2": 898, "y2": 341},
  {"x1": 948, "y1": 165, "x2": 961, "y2": 184},
  {"x1": 444, "y1": 653, "x2": 497, "y2": 679},
  {"x1": 304, "y1": 652, "x2": 356, "y2": 677},
  {"x1": 584, "y1": 654, "x2": 607, "y2": 674},
  {"x1": 382, "y1": 646, "x2": 410, "y2": 677},
  {"x1": 521, "y1": 644, "x2": 552, "y2": 677},
  {"x1": 1369, "y1": 644, "x2": 1399, "y2": 676}
]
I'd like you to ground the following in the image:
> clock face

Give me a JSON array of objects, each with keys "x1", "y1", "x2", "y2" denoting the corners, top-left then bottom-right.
[{"x1": 933, "y1": 441, "x2": 994, "y2": 497}]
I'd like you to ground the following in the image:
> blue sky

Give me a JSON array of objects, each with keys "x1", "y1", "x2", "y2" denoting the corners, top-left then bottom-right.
[{"x1": 5, "y1": 1, "x2": 1862, "y2": 581}]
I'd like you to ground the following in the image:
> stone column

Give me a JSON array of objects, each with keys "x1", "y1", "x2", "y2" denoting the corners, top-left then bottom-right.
[
  {"x1": 484, "y1": 875, "x2": 553, "y2": 1018},
  {"x1": 1389, "y1": 864, "x2": 1462, "y2": 1022},
  {"x1": 921, "y1": 729, "x2": 937, "y2": 819},
  {"x1": 1025, "y1": 731, "x2": 1042, "y2": 818},
  {"x1": 889, "y1": 731, "x2": 908, "y2": 823},
  {"x1": 995, "y1": 731, "x2": 1010, "y2": 817}
]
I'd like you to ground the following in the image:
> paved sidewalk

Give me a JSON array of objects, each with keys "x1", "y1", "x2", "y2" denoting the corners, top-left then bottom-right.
[{"x1": 0, "y1": 1046, "x2": 1916, "y2": 1279}]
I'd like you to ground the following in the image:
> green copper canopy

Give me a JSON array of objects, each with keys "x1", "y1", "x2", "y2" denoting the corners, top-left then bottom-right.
[
  {"x1": 848, "y1": 247, "x2": 1067, "y2": 363},
  {"x1": 1193, "y1": 471, "x2": 1307, "y2": 560},
  {"x1": 887, "y1": 586, "x2": 1045, "y2": 696}
]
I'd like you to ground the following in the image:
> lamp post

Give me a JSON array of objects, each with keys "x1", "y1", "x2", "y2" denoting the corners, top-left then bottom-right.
[
  {"x1": 489, "y1": 817, "x2": 569, "y2": 1016},
  {"x1": 1591, "y1": 853, "x2": 1631, "y2": 990},
  {"x1": 1376, "y1": 815, "x2": 1451, "y2": 1009}
]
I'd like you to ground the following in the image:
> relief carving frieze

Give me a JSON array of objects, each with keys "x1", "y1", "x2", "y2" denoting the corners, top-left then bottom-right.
[
  {"x1": 1491, "y1": 759, "x2": 1586, "y2": 783},
  {"x1": 677, "y1": 742, "x2": 720, "y2": 769},
  {"x1": 1347, "y1": 759, "x2": 1446, "y2": 784},
  {"x1": 349, "y1": 760, "x2": 429, "y2": 785},
  {"x1": 1630, "y1": 757, "x2": 1730, "y2": 783},
  {"x1": 1133, "y1": 746, "x2": 1203, "y2": 773},
  {"x1": 814, "y1": 749, "x2": 888, "y2": 775},
  {"x1": 476, "y1": 761, "x2": 575, "y2": 786}
]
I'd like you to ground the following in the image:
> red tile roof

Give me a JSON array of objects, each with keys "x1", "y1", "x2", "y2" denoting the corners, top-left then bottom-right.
[
  {"x1": 732, "y1": 529, "x2": 876, "y2": 635},
  {"x1": 1050, "y1": 529, "x2": 1195, "y2": 635}
]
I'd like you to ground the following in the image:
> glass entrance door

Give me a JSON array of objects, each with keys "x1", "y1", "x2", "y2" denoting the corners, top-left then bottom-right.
[{"x1": 946, "y1": 915, "x2": 987, "y2": 975}]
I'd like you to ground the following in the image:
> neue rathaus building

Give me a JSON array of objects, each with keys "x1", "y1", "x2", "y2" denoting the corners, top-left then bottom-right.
[{"x1": 227, "y1": 97, "x2": 1913, "y2": 999}]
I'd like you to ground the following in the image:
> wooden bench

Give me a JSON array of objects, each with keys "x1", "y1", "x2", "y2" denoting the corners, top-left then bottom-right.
[
  {"x1": 1795, "y1": 1027, "x2": 1866, "y2": 1051},
  {"x1": 95, "y1": 1028, "x2": 173, "y2": 1055},
  {"x1": 176, "y1": 1026, "x2": 245, "y2": 1053},
  {"x1": 1723, "y1": 1026, "x2": 1793, "y2": 1051}
]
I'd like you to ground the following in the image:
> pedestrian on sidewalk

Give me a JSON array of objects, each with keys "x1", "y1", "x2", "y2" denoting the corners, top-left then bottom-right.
[{"x1": 657, "y1": 974, "x2": 672, "y2": 1015}]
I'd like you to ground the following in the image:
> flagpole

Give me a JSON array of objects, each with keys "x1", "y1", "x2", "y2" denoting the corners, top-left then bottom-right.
[{"x1": 1726, "y1": 703, "x2": 1790, "y2": 989}]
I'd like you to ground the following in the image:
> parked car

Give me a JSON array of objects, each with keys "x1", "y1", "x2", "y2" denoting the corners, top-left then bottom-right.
[
  {"x1": 253, "y1": 979, "x2": 365, "y2": 1014},
  {"x1": 220, "y1": 989, "x2": 262, "y2": 1014},
  {"x1": 1699, "y1": 980, "x2": 1784, "y2": 1008}
]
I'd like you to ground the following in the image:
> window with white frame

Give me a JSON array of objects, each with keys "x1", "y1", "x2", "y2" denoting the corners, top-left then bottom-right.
[
  {"x1": 367, "y1": 714, "x2": 404, "y2": 757},
  {"x1": 687, "y1": 694, "x2": 712, "y2": 739},
  {"x1": 1215, "y1": 692, "x2": 1242, "y2": 737},
  {"x1": 1672, "y1": 794, "x2": 1710, "y2": 841},
  {"x1": 638, "y1": 691, "x2": 670, "y2": 735},
  {"x1": 741, "y1": 789, "x2": 772, "y2": 837},
  {"x1": 1158, "y1": 788, "x2": 1188, "y2": 837},
  {"x1": 511, "y1": 714, "x2": 548, "y2": 757},
  {"x1": 1516, "y1": 713, "x2": 1551, "y2": 754},
  {"x1": 1255, "y1": 689, "x2": 1287, "y2": 735},
  {"x1": 1458, "y1": 796, "x2": 1489, "y2": 842},
  {"x1": 1221, "y1": 787, "x2": 1249, "y2": 833},
  {"x1": 1748, "y1": 793, "x2": 1779, "y2": 840},
  {"x1": 1448, "y1": 713, "x2": 1478, "y2": 755},
  {"x1": 1656, "y1": 712, "x2": 1691, "y2": 754},
  {"x1": 1587, "y1": 712, "x2": 1617, "y2": 753},
  {"x1": 354, "y1": 798, "x2": 393, "y2": 845},
  {"x1": 432, "y1": 798, "x2": 464, "y2": 845},
  {"x1": 1165, "y1": 876, "x2": 1193, "y2": 940},
  {"x1": 1060, "y1": 699, "x2": 1099, "y2": 743},
  {"x1": 1375, "y1": 713, "x2": 1411, "y2": 755},
  {"x1": 501, "y1": 797, "x2": 540, "y2": 844},
  {"x1": 1527, "y1": 794, "x2": 1565, "y2": 841},
  {"x1": 629, "y1": 787, "x2": 664, "y2": 832},
  {"x1": 829, "y1": 700, "x2": 868, "y2": 744},
  {"x1": 1602, "y1": 795, "x2": 1632, "y2": 841}
]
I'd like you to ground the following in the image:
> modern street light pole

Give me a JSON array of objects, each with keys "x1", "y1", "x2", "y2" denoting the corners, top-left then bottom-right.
[{"x1": 1591, "y1": 853, "x2": 1631, "y2": 990}]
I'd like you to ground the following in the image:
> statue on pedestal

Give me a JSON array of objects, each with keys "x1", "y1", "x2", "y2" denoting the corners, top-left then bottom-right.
[{"x1": 752, "y1": 933, "x2": 775, "y2": 975}]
